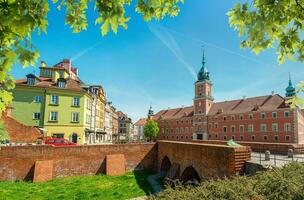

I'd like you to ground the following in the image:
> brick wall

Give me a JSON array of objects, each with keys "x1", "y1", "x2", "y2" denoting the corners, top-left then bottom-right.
[
  {"x1": 158, "y1": 140, "x2": 251, "y2": 180},
  {"x1": 0, "y1": 143, "x2": 157, "y2": 181},
  {"x1": 2, "y1": 114, "x2": 42, "y2": 143}
]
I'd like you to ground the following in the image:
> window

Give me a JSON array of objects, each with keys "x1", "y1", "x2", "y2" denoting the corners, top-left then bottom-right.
[
  {"x1": 50, "y1": 111, "x2": 58, "y2": 121},
  {"x1": 260, "y1": 124, "x2": 267, "y2": 132},
  {"x1": 231, "y1": 115, "x2": 235, "y2": 120},
  {"x1": 248, "y1": 114, "x2": 253, "y2": 119},
  {"x1": 223, "y1": 135, "x2": 227, "y2": 140},
  {"x1": 240, "y1": 135, "x2": 244, "y2": 140},
  {"x1": 284, "y1": 111, "x2": 290, "y2": 118},
  {"x1": 261, "y1": 112, "x2": 266, "y2": 119},
  {"x1": 284, "y1": 123, "x2": 291, "y2": 132},
  {"x1": 272, "y1": 123, "x2": 278, "y2": 132},
  {"x1": 231, "y1": 135, "x2": 235, "y2": 140},
  {"x1": 286, "y1": 135, "x2": 290, "y2": 141},
  {"x1": 72, "y1": 112, "x2": 79, "y2": 123},
  {"x1": 251, "y1": 135, "x2": 255, "y2": 141},
  {"x1": 223, "y1": 116, "x2": 227, "y2": 121},
  {"x1": 176, "y1": 128, "x2": 179, "y2": 133},
  {"x1": 87, "y1": 99, "x2": 91, "y2": 110},
  {"x1": 215, "y1": 123, "x2": 218, "y2": 129},
  {"x1": 86, "y1": 114, "x2": 91, "y2": 124},
  {"x1": 34, "y1": 96, "x2": 41, "y2": 103},
  {"x1": 58, "y1": 81, "x2": 66, "y2": 88},
  {"x1": 274, "y1": 135, "x2": 279, "y2": 141},
  {"x1": 51, "y1": 95, "x2": 59, "y2": 105},
  {"x1": 239, "y1": 125, "x2": 244, "y2": 133},
  {"x1": 272, "y1": 112, "x2": 277, "y2": 118},
  {"x1": 223, "y1": 126, "x2": 227, "y2": 133},
  {"x1": 263, "y1": 135, "x2": 268, "y2": 141},
  {"x1": 248, "y1": 124, "x2": 254, "y2": 132},
  {"x1": 73, "y1": 97, "x2": 80, "y2": 107},
  {"x1": 215, "y1": 134, "x2": 218, "y2": 139},
  {"x1": 239, "y1": 115, "x2": 243, "y2": 120},
  {"x1": 231, "y1": 125, "x2": 235, "y2": 133},
  {"x1": 27, "y1": 78, "x2": 35, "y2": 86},
  {"x1": 33, "y1": 112, "x2": 40, "y2": 120}
]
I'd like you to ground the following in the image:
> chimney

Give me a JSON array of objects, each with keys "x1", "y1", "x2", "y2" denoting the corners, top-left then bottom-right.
[
  {"x1": 62, "y1": 59, "x2": 72, "y2": 72},
  {"x1": 40, "y1": 61, "x2": 46, "y2": 67},
  {"x1": 271, "y1": 91, "x2": 275, "y2": 96},
  {"x1": 242, "y1": 96, "x2": 246, "y2": 100}
]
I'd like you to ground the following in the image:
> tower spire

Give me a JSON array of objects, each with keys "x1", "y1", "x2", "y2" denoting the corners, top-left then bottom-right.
[
  {"x1": 197, "y1": 48, "x2": 210, "y2": 82},
  {"x1": 286, "y1": 72, "x2": 296, "y2": 98}
]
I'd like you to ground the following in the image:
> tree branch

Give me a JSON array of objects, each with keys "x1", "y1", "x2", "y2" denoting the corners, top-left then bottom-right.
[{"x1": 295, "y1": 0, "x2": 304, "y2": 11}]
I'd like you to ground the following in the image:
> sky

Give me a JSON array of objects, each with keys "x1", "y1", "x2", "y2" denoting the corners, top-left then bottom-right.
[{"x1": 11, "y1": 0, "x2": 304, "y2": 121}]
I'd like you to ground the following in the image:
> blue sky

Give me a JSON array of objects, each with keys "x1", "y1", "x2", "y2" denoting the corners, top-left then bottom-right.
[{"x1": 12, "y1": 0, "x2": 304, "y2": 121}]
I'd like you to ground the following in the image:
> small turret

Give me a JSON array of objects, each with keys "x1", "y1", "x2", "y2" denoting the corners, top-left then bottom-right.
[
  {"x1": 147, "y1": 105, "x2": 154, "y2": 120},
  {"x1": 285, "y1": 73, "x2": 296, "y2": 98}
]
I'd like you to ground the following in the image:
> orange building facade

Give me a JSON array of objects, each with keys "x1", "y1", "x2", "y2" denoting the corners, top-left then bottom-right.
[{"x1": 154, "y1": 54, "x2": 304, "y2": 144}]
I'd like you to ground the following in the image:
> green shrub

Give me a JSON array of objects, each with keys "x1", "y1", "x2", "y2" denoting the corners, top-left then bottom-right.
[{"x1": 151, "y1": 162, "x2": 304, "y2": 200}]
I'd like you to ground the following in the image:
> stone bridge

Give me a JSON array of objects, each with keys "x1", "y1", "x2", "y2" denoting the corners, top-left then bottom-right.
[{"x1": 157, "y1": 140, "x2": 251, "y2": 182}]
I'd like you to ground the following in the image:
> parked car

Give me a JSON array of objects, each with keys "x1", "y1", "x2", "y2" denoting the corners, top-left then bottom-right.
[{"x1": 45, "y1": 138, "x2": 77, "y2": 146}]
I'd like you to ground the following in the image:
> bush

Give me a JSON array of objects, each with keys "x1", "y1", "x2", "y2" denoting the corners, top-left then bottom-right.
[{"x1": 151, "y1": 162, "x2": 304, "y2": 200}]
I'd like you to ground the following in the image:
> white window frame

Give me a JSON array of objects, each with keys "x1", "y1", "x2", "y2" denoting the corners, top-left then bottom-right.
[
  {"x1": 284, "y1": 111, "x2": 290, "y2": 118},
  {"x1": 33, "y1": 112, "x2": 40, "y2": 120},
  {"x1": 73, "y1": 97, "x2": 80, "y2": 107},
  {"x1": 260, "y1": 124, "x2": 267, "y2": 132},
  {"x1": 284, "y1": 123, "x2": 291, "y2": 132},
  {"x1": 58, "y1": 81, "x2": 66, "y2": 88},
  {"x1": 27, "y1": 78, "x2": 35, "y2": 85},
  {"x1": 51, "y1": 95, "x2": 59, "y2": 105},
  {"x1": 272, "y1": 123, "x2": 278, "y2": 132},
  {"x1": 34, "y1": 96, "x2": 41, "y2": 103},
  {"x1": 72, "y1": 112, "x2": 79, "y2": 123},
  {"x1": 261, "y1": 112, "x2": 266, "y2": 119},
  {"x1": 50, "y1": 111, "x2": 58, "y2": 121},
  {"x1": 248, "y1": 124, "x2": 254, "y2": 132},
  {"x1": 272, "y1": 112, "x2": 277, "y2": 118}
]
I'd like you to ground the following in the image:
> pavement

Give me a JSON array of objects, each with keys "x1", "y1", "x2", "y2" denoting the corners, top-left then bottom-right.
[{"x1": 250, "y1": 152, "x2": 304, "y2": 167}]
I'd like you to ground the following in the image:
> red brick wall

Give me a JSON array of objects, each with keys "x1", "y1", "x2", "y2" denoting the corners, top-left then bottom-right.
[
  {"x1": 158, "y1": 140, "x2": 250, "y2": 180},
  {"x1": 2, "y1": 115, "x2": 42, "y2": 143},
  {"x1": 0, "y1": 143, "x2": 157, "y2": 181}
]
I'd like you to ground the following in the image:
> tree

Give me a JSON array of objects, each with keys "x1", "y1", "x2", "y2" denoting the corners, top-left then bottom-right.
[
  {"x1": 228, "y1": 0, "x2": 304, "y2": 107},
  {"x1": 0, "y1": 120, "x2": 8, "y2": 142},
  {"x1": 144, "y1": 119, "x2": 159, "y2": 141},
  {"x1": 0, "y1": 0, "x2": 184, "y2": 115}
]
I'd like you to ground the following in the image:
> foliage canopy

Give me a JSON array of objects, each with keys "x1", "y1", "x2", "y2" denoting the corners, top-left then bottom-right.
[
  {"x1": 228, "y1": 0, "x2": 304, "y2": 107},
  {"x1": 144, "y1": 119, "x2": 159, "y2": 140}
]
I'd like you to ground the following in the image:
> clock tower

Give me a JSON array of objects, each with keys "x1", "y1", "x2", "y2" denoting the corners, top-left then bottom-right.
[{"x1": 193, "y1": 52, "x2": 214, "y2": 140}]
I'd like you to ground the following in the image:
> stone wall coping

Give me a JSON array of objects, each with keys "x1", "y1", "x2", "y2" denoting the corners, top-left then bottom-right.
[{"x1": 158, "y1": 140, "x2": 248, "y2": 150}]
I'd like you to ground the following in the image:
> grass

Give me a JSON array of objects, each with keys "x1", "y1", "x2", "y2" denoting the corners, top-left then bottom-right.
[{"x1": 0, "y1": 170, "x2": 156, "y2": 200}]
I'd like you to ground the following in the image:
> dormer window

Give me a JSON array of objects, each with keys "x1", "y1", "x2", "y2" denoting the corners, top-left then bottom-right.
[
  {"x1": 57, "y1": 78, "x2": 66, "y2": 88},
  {"x1": 27, "y1": 78, "x2": 35, "y2": 86}
]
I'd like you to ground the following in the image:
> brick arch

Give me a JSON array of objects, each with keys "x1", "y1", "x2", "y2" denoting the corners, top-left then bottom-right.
[
  {"x1": 180, "y1": 166, "x2": 201, "y2": 183},
  {"x1": 160, "y1": 156, "x2": 171, "y2": 172}
]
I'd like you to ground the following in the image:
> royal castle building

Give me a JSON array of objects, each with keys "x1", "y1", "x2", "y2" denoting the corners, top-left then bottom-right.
[{"x1": 154, "y1": 54, "x2": 304, "y2": 144}]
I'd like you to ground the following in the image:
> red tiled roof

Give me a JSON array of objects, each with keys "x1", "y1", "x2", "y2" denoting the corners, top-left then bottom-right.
[
  {"x1": 15, "y1": 77, "x2": 85, "y2": 92},
  {"x1": 134, "y1": 118, "x2": 147, "y2": 126},
  {"x1": 154, "y1": 94, "x2": 289, "y2": 120}
]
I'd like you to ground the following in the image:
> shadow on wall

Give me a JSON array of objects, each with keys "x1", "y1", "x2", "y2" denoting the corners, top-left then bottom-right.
[{"x1": 134, "y1": 144, "x2": 158, "y2": 194}]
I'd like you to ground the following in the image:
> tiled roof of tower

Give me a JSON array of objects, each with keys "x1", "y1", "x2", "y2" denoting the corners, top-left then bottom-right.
[
  {"x1": 154, "y1": 94, "x2": 289, "y2": 120},
  {"x1": 15, "y1": 77, "x2": 85, "y2": 92},
  {"x1": 134, "y1": 118, "x2": 147, "y2": 126}
]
